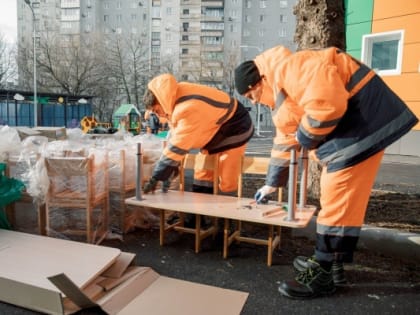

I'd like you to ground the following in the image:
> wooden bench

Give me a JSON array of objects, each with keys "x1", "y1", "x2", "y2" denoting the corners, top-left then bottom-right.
[
  {"x1": 223, "y1": 156, "x2": 284, "y2": 266},
  {"x1": 126, "y1": 150, "x2": 316, "y2": 264}
]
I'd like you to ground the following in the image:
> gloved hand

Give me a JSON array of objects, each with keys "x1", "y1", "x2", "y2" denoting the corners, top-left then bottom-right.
[
  {"x1": 143, "y1": 177, "x2": 158, "y2": 194},
  {"x1": 254, "y1": 185, "x2": 277, "y2": 204}
]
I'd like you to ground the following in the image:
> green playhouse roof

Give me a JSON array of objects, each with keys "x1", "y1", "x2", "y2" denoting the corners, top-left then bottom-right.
[{"x1": 113, "y1": 104, "x2": 141, "y2": 117}]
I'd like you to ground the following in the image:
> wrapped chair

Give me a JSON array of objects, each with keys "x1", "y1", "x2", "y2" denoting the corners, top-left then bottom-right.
[{"x1": 45, "y1": 154, "x2": 109, "y2": 244}]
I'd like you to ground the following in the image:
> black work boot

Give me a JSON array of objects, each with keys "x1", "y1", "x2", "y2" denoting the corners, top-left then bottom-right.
[
  {"x1": 293, "y1": 255, "x2": 347, "y2": 286},
  {"x1": 278, "y1": 260, "x2": 336, "y2": 299}
]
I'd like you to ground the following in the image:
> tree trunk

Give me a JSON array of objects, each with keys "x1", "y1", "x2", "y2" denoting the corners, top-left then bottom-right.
[{"x1": 293, "y1": 0, "x2": 345, "y2": 199}]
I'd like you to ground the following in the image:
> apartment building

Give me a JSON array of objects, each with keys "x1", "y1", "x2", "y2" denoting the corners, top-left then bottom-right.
[{"x1": 18, "y1": 0, "x2": 297, "y2": 83}]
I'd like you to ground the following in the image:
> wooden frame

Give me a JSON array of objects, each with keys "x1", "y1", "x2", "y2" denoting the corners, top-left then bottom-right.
[
  {"x1": 162, "y1": 152, "x2": 219, "y2": 253},
  {"x1": 45, "y1": 155, "x2": 109, "y2": 244},
  {"x1": 223, "y1": 156, "x2": 283, "y2": 266}
]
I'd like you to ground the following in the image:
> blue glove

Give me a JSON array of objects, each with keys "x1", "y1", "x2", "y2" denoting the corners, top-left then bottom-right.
[{"x1": 254, "y1": 185, "x2": 276, "y2": 204}]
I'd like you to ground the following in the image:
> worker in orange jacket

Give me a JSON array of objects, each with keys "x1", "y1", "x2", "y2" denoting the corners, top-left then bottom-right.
[
  {"x1": 234, "y1": 46, "x2": 418, "y2": 299},
  {"x1": 142, "y1": 73, "x2": 254, "y2": 194}
]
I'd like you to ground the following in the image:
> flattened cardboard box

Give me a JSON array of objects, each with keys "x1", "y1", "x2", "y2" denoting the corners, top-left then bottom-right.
[{"x1": 0, "y1": 230, "x2": 248, "y2": 315}]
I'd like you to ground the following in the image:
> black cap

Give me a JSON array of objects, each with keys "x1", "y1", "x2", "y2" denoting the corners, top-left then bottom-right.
[{"x1": 234, "y1": 60, "x2": 261, "y2": 95}]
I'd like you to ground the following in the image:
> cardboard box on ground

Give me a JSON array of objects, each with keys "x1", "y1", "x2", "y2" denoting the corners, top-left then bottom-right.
[
  {"x1": 0, "y1": 125, "x2": 176, "y2": 239},
  {"x1": 0, "y1": 230, "x2": 248, "y2": 315}
]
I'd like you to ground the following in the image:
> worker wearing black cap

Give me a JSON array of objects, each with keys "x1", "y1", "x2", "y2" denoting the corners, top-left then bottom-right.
[{"x1": 234, "y1": 45, "x2": 418, "y2": 299}]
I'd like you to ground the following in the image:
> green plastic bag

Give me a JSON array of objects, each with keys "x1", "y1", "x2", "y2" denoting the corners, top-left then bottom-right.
[{"x1": 0, "y1": 163, "x2": 25, "y2": 229}]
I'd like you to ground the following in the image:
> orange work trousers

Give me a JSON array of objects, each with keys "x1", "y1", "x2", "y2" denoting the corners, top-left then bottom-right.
[
  {"x1": 193, "y1": 144, "x2": 246, "y2": 193},
  {"x1": 315, "y1": 149, "x2": 385, "y2": 263}
]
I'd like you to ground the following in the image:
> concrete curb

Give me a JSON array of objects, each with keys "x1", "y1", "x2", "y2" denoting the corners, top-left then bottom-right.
[{"x1": 292, "y1": 217, "x2": 420, "y2": 262}]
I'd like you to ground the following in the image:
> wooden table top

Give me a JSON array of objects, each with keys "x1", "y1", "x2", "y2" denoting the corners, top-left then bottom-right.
[{"x1": 126, "y1": 190, "x2": 316, "y2": 228}]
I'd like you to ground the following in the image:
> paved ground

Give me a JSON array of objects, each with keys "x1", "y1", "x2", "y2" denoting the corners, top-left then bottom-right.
[{"x1": 1, "y1": 131, "x2": 419, "y2": 315}]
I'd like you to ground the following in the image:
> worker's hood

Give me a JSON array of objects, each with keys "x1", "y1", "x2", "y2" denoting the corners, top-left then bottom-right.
[
  {"x1": 254, "y1": 45, "x2": 292, "y2": 109},
  {"x1": 147, "y1": 74, "x2": 178, "y2": 115}
]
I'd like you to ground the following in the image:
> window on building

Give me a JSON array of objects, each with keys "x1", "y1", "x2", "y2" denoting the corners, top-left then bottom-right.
[
  {"x1": 104, "y1": 2, "x2": 109, "y2": 9},
  {"x1": 245, "y1": 15, "x2": 251, "y2": 23},
  {"x1": 279, "y1": 14, "x2": 287, "y2": 23},
  {"x1": 279, "y1": 0, "x2": 288, "y2": 8},
  {"x1": 260, "y1": 1, "x2": 267, "y2": 8},
  {"x1": 182, "y1": 74, "x2": 188, "y2": 81},
  {"x1": 183, "y1": 9, "x2": 189, "y2": 15},
  {"x1": 246, "y1": 1, "x2": 251, "y2": 9},
  {"x1": 166, "y1": 33, "x2": 172, "y2": 41},
  {"x1": 152, "y1": 32, "x2": 160, "y2": 39},
  {"x1": 117, "y1": 1, "x2": 121, "y2": 9},
  {"x1": 131, "y1": 14, "x2": 137, "y2": 20},
  {"x1": 117, "y1": 14, "x2": 122, "y2": 23},
  {"x1": 167, "y1": 7, "x2": 172, "y2": 15},
  {"x1": 259, "y1": 29, "x2": 264, "y2": 37},
  {"x1": 362, "y1": 30, "x2": 404, "y2": 76},
  {"x1": 182, "y1": 48, "x2": 188, "y2": 55},
  {"x1": 279, "y1": 28, "x2": 286, "y2": 37},
  {"x1": 183, "y1": 22, "x2": 189, "y2": 31},
  {"x1": 182, "y1": 35, "x2": 189, "y2": 41},
  {"x1": 103, "y1": 14, "x2": 109, "y2": 22},
  {"x1": 260, "y1": 15, "x2": 264, "y2": 22}
]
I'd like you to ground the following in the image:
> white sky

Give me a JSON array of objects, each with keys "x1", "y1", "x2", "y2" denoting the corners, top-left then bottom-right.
[{"x1": 0, "y1": 0, "x2": 17, "y2": 44}]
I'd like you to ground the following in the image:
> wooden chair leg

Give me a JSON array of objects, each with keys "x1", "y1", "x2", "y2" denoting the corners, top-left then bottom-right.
[
  {"x1": 86, "y1": 206, "x2": 93, "y2": 243},
  {"x1": 37, "y1": 203, "x2": 47, "y2": 235},
  {"x1": 5, "y1": 204, "x2": 15, "y2": 228}
]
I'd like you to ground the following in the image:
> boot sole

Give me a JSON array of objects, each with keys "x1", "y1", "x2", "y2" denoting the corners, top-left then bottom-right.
[{"x1": 278, "y1": 285, "x2": 336, "y2": 300}]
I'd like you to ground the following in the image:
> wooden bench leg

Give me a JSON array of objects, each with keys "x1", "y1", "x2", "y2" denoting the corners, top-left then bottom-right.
[
  {"x1": 195, "y1": 215, "x2": 201, "y2": 253},
  {"x1": 267, "y1": 225, "x2": 274, "y2": 266},
  {"x1": 223, "y1": 218, "x2": 229, "y2": 259}
]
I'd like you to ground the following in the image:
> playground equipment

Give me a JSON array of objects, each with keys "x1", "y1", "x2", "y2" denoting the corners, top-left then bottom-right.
[
  {"x1": 112, "y1": 104, "x2": 142, "y2": 135},
  {"x1": 80, "y1": 115, "x2": 97, "y2": 133}
]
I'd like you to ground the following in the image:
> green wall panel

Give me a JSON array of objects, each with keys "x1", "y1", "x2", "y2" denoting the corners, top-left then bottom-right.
[{"x1": 344, "y1": 0, "x2": 374, "y2": 59}]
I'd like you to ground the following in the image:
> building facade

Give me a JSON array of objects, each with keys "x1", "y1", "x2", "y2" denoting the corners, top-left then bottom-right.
[{"x1": 345, "y1": 0, "x2": 420, "y2": 156}]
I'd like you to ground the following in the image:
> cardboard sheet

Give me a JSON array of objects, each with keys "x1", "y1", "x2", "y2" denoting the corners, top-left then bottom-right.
[
  {"x1": 0, "y1": 230, "x2": 249, "y2": 315},
  {"x1": 0, "y1": 230, "x2": 121, "y2": 292},
  {"x1": 118, "y1": 276, "x2": 249, "y2": 315}
]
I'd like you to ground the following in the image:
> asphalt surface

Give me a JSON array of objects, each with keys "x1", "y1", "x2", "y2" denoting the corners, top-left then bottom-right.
[{"x1": 1, "y1": 130, "x2": 419, "y2": 315}]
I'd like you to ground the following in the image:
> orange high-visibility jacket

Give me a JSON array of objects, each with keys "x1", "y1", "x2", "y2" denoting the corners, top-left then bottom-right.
[
  {"x1": 148, "y1": 74, "x2": 253, "y2": 174},
  {"x1": 253, "y1": 46, "x2": 418, "y2": 187}
]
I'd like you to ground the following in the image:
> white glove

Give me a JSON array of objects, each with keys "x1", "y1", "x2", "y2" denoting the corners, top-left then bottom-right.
[{"x1": 254, "y1": 185, "x2": 276, "y2": 204}]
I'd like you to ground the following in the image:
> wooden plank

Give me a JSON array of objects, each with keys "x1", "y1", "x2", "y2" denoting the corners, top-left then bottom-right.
[{"x1": 126, "y1": 191, "x2": 315, "y2": 228}]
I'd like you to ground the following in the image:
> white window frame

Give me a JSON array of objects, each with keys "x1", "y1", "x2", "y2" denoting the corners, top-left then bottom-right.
[{"x1": 361, "y1": 30, "x2": 404, "y2": 76}]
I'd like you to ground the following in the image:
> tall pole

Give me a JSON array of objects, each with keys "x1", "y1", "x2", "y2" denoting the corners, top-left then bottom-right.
[
  {"x1": 239, "y1": 45, "x2": 262, "y2": 136},
  {"x1": 25, "y1": 0, "x2": 37, "y2": 127}
]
